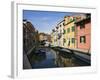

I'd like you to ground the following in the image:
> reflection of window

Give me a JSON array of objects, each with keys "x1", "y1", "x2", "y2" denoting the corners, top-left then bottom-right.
[
  {"x1": 80, "y1": 36, "x2": 86, "y2": 43},
  {"x1": 72, "y1": 26, "x2": 75, "y2": 32},
  {"x1": 67, "y1": 28, "x2": 70, "y2": 33},
  {"x1": 72, "y1": 38, "x2": 75, "y2": 43},
  {"x1": 80, "y1": 22, "x2": 85, "y2": 29}
]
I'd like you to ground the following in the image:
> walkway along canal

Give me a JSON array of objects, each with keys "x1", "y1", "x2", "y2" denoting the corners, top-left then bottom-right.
[{"x1": 27, "y1": 47, "x2": 91, "y2": 69}]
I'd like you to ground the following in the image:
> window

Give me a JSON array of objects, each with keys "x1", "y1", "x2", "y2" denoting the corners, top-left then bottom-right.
[
  {"x1": 63, "y1": 23, "x2": 65, "y2": 26},
  {"x1": 67, "y1": 28, "x2": 70, "y2": 33},
  {"x1": 86, "y1": 14, "x2": 91, "y2": 18},
  {"x1": 63, "y1": 29, "x2": 66, "y2": 34},
  {"x1": 72, "y1": 26, "x2": 75, "y2": 32},
  {"x1": 63, "y1": 38, "x2": 66, "y2": 43},
  {"x1": 80, "y1": 36, "x2": 86, "y2": 43},
  {"x1": 70, "y1": 18, "x2": 73, "y2": 22},
  {"x1": 73, "y1": 18, "x2": 76, "y2": 21},
  {"x1": 80, "y1": 22, "x2": 85, "y2": 29},
  {"x1": 68, "y1": 39, "x2": 70, "y2": 46},
  {"x1": 72, "y1": 38, "x2": 75, "y2": 43}
]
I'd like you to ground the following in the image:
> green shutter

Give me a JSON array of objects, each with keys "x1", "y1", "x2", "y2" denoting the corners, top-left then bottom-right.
[
  {"x1": 70, "y1": 18, "x2": 73, "y2": 22},
  {"x1": 72, "y1": 38, "x2": 75, "y2": 43},
  {"x1": 67, "y1": 28, "x2": 70, "y2": 33},
  {"x1": 72, "y1": 26, "x2": 75, "y2": 32},
  {"x1": 63, "y1": 29, "x2": 66, "y2": 34}
]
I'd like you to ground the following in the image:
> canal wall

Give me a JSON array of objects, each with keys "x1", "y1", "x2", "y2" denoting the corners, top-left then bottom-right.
[
  {"x1": 23, "y1": 53, "x2": 32, "y2": 69},
  {"x1": 51, "y1": 47, "x2": 91, "y2": 65},
  {"x1": 23, "y1": 46, "x2": 36, "y2": 69}
]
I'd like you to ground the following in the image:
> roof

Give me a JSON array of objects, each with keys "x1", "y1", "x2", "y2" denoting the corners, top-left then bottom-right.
[{"x1": 75, "y1": 17, "x2": 91, "y2": 25}]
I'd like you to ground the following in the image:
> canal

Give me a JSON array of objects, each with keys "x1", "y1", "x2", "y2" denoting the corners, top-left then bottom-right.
[{"x1": 29, "y1": 47, "x2": 90, "y2": 69}]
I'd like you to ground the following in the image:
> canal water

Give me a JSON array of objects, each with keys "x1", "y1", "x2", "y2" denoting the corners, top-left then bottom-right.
[{"x1": 30, "y1": 48, "x2": 90, "y2": 69}]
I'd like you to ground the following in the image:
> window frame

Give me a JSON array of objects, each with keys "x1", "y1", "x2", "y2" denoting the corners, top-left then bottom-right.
[{"x1": 80, "y1": 36, "x2": 86, "y2": 43}]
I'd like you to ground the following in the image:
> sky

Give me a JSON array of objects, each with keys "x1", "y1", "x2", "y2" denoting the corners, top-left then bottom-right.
[{"x1": 23, "y1": 10, "x2": 83, "y2": 34}]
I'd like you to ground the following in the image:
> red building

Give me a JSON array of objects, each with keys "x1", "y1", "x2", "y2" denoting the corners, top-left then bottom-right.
[{"x1": 75, "y1": 14, "x2": 91, "y2": 51}]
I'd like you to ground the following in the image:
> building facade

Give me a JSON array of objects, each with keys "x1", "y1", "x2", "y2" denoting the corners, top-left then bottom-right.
[
  {"x1": 59, "y1": 20, "x2": 65, "y2": 47},
  {"x1": 53, "y1": 28, "x2": 58, "y2": 46},
  {"x1": 57, "y1": 20, "x2": 64, "y2": 47},
  {"x1": 75, "y1": 14, "x2": 91, "y2": 51},
  {"x1": 51, "y1": 30, "x2": 54, "y2": 46},
  {"x1": 51, "y1": 20, "x2": 64, "y2": 47},
  {"x1": 51, "y1": 14, "x2": 91, "y2": 52},
  {"x1": 39, "y1": 32, "x2": 51, "y2": 43},
  {"x1": 64, "y1": 16, "x2": 76, "y2": 48},
  {"x1": 23, "y1": 20, "x2": 39, "y2": 54}
]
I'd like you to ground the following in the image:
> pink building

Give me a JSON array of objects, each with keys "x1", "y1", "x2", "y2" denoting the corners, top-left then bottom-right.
[{"x1": 75, "y1": 14, "x2": 91, "y2": 51}]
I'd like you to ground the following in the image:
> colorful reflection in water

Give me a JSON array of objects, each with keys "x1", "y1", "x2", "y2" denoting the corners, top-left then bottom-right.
[{"x1": 29, "y1": 48, "x2": 90, "y2": 69}]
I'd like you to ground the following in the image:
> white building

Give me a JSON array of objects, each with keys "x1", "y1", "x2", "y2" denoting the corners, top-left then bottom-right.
[{"x1": 57, "y1": 20, "x2": 64, "y2": 47}]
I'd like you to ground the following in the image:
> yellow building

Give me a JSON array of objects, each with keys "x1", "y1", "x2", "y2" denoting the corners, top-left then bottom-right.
[{"x1": 64, "y1": 16, "x2": 76, "y2": 49}]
